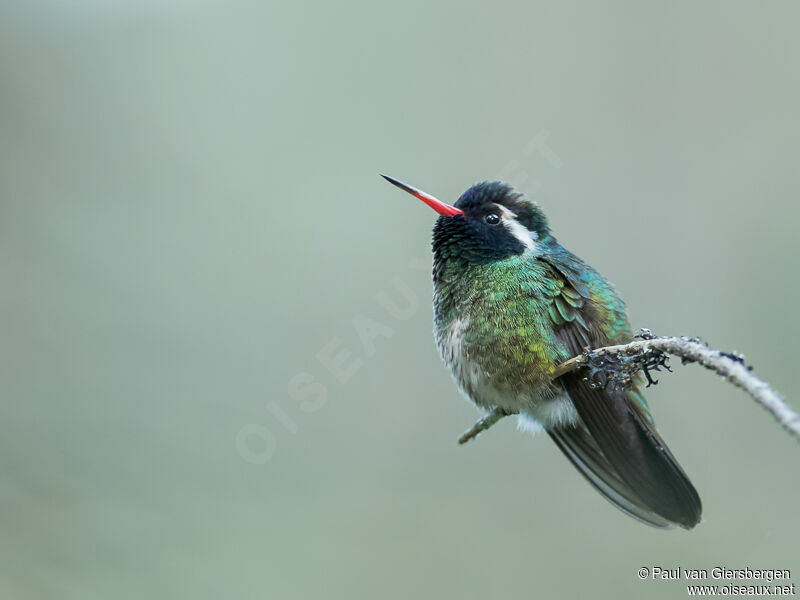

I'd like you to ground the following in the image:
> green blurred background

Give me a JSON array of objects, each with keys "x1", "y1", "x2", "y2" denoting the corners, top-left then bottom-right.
[{"x1": 2, "y1": 1, "x2": 798, "y2": 598}]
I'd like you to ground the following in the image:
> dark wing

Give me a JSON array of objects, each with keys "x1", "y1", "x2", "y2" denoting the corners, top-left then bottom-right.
[
  {"x1": 549, "y1": 426, "x2": 674, "y2": 528},
  {"x1": 541, "y1": 250, "x2": 702, "y2": 529}
]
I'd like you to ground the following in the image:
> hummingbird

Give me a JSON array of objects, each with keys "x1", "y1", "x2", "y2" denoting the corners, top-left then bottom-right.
[{"x1": 382, "y1": 174, "x2": 702, "y2": 529}]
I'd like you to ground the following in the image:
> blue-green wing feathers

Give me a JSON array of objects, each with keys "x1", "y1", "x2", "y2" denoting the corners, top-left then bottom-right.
[{"x1": 538, "y1": 245, "x2": 702, "y2": 529}]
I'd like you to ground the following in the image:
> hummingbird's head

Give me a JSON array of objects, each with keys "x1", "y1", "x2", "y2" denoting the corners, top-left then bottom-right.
[{"x1": 381, "y1": 175, "x2": 549, "y2": 265}]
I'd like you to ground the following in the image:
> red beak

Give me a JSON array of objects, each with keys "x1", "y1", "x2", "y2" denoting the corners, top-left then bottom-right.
[{"x1": 381, "y1": 174, "x2": 465, "y2": 217}]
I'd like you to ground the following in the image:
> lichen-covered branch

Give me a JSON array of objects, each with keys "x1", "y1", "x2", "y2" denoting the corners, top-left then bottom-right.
[{"x1": 457, "y1": 331, "x2": 798, "y2": 444}]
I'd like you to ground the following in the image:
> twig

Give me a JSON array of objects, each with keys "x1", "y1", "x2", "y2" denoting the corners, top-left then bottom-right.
[
  {"x1": 457, "y1": 333, "x2": 798, "y2": 444},
  {"x1": 458, "y1": 408, "x2": 509, "y2": 444}
]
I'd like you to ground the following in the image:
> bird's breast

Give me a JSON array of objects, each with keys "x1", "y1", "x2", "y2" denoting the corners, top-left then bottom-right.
[{"x1": 435, "y1": 313, "x2": 577, "y2": 429}]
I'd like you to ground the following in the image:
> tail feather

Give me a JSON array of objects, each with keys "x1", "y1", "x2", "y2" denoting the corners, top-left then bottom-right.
[
  {"x1": 550, "y1": 427, "x2": 673, "y2": 528},
  {"x1": 555, "y1": 374, "x2": 702, "y2": 529}
]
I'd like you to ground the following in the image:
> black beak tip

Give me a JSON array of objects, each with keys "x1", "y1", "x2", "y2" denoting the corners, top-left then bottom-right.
[{"x1": 380, "y1": 173, "x2": 409, "y2": 192}]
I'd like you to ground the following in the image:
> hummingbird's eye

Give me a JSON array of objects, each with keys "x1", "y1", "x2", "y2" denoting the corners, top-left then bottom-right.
[{"x1": 484, "y1": 213, "x2": 501, "y2": 225}]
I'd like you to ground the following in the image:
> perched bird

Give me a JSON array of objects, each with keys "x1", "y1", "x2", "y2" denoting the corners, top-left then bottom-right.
[{"x1": 382, "y1": 174, "x2": 702, "y2": 529}]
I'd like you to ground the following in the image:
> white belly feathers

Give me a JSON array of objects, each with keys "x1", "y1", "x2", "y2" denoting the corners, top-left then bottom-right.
[{"x1": 436, "y1": 315, "x2": 579, "y2": 432}]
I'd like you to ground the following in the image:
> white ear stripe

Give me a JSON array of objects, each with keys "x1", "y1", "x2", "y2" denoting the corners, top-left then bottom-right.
[{"x1": 497, "y1": 205, "x2": 537, "y2": 251}]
